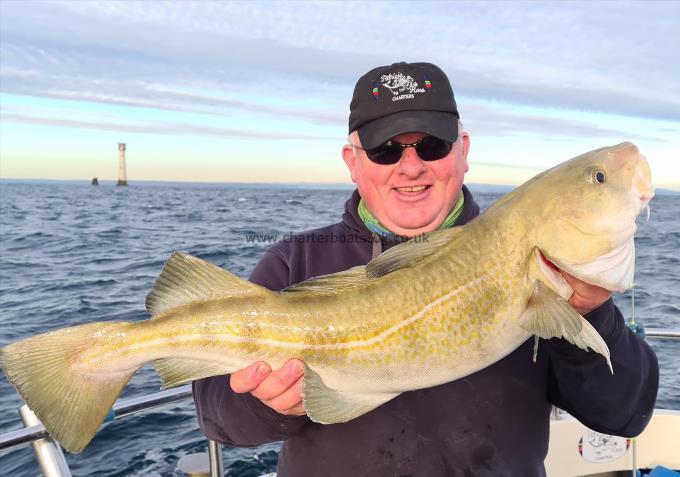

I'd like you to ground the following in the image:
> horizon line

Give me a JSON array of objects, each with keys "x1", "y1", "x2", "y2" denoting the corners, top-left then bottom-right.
[{"x1": 1, "y1": 177, "x2": 678, "y2": 194}]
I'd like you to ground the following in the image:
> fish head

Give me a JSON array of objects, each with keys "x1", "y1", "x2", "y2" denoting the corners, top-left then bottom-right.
[{"x1": 533, "y1": 142, "x2": 654, "y2": 292}]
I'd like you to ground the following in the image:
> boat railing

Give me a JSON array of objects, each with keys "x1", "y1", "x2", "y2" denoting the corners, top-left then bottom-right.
[
  {"x1": 644, "y1": 328, "x2": 680, "y2": 339},
  {"x1": 0, "y1": 327, "x2": 678, "y2": 476},
  {"x1": 0, "y1": 385, "x2": 224, "y2": 477}
]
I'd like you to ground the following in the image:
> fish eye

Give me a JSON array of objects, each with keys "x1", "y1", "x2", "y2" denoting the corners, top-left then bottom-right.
[{"x1": 587, "y1": 168, "x2": 606, "y2": 184}]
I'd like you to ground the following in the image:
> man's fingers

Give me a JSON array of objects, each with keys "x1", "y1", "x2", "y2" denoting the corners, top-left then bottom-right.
[
  {"x1": 266, "y1": 376, "x2": 305, "y2": 414},
  {"x1": 250, "y1": 359, "x2": 305, "y2": 402},
  {"x1": 230, "y1": 361, "x2": 271, "y2": 393},
  {"x1": 561, "y1": 270, "x2": 612, "y2": 315}
]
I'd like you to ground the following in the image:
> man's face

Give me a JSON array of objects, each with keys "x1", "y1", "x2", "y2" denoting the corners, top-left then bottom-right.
[{"x1": 342, "y1": 130, "x2": 470, "y2": 237}]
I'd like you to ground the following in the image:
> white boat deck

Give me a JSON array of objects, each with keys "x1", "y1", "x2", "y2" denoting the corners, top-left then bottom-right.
[{"x1": 546, "y1": 409, "x2": 680, "y2": 477}]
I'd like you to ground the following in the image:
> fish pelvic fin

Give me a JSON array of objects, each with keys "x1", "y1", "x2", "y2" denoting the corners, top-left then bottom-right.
[
  {"x1": 146, "y1": 251, "x2": 271, "y2": 316},
  {"x1": 519, "y1": 280, "x2": 612, "y2": 373},
  {"x1": 154, "y1": 358, "x2": 237, "y2": 389},
  {"x1": 301, "y1": 364, "x2": 399, "y2": 424},
  {"x1": 0, "y1": 322, "x2": 139, "y2": 453}
]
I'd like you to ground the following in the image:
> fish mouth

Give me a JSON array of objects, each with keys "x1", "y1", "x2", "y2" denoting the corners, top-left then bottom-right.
[{"x1": 632, "y1": 154, "x2": 654, "y2": 210}]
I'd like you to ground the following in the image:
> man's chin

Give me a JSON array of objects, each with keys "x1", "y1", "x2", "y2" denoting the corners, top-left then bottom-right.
[{"x1": 383, "y1": 214, "x2": 440, "y2": 236}]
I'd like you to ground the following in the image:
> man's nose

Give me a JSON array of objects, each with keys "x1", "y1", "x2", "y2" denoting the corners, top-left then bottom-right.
[{"x1": 397, "y1": 146, "x2": 426, "y2": 175}]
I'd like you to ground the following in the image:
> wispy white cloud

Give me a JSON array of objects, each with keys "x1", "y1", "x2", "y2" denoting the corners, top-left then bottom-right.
[
  {"x1": 0, "y1": 112, "x2": 337, "y2": 141},
  {"x1": 2, "y1": 92, "x2": 663, "y2": 146},
  {"x1": 1, "y1": 1, "x2": 678, "y2": 185},
  {"x1": 1, "y1": 1, "x2": 678, "y2": 121},
  {"x1": 462, "y1": 103, "x2": 665, "y2": 143}
]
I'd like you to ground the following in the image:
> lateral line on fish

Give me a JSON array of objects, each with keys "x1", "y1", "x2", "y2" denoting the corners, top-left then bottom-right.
[{"x1": 106, "y1": 276, "x2": 489, "y2": 355}]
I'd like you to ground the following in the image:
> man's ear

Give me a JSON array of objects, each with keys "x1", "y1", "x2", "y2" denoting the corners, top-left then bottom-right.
[
  {"x1": 460, "y1": 133, "x2": 470, "y2": 173},
  {"x1": 342, "y1": 145, "x2": 358, "y2": 183}
]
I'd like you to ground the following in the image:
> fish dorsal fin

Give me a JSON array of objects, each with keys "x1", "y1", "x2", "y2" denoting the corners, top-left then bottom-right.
[
  {"x1": 301, "y1": 363, "x2": 399, "y2": 424},
  {"x1": 366, "y1": 227, "x2": 461, "y2": 278},
  {"x1": 519, "y1": 280, "x2": 612, "y2": 373},
  {"x1": 145, "y1": 252, "x2": 269, "y2": 316},
  {"x1": 282, "y1": 265, "x2": 373, "y2": 296}
]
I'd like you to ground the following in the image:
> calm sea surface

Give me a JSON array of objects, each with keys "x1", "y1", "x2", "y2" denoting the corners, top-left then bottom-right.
[{"x1": 0, "y1": 181, "x2": 678, "y2": 476}]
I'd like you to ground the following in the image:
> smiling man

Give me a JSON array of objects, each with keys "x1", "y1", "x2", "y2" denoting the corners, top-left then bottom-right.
[
  {"x1": 343, "y1": 129, "x2": 469, "y2": 237},
  {"x1": 193, "y1": 62, "x2": 658, "y2": 476},
  {"x1": 342, "y1": 63, "x2": 470, "y2": 238}
]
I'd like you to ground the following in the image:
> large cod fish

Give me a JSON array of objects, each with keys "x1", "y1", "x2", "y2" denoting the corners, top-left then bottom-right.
[{"x1": 0, "y1": 142, "x2": 654, "y2": 453}]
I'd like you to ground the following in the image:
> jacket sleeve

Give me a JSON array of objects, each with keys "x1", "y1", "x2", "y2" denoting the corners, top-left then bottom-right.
[
  {"x1": 546, "y1": 298, "x2": 659, "y2": 437},
  {"x1": 192, "y1": 248, "x2": 310, "y2": 446}
]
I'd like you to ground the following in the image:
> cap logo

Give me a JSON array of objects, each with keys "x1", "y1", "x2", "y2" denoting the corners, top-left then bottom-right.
[
  {"x1": 380, "y1": 72, "x2": 426, "y2": 102},
  {"x1": 372, "y1": 82, "x2": 380, "y2": 100}
]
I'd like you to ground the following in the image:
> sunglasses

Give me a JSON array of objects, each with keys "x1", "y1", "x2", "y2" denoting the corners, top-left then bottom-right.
[{"x1": 351, "y1": 136, "x2": 454, "y2": 165}]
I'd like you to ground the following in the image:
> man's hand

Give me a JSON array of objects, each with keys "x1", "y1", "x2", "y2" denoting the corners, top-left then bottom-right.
[
  {"x1": 230, "y1": 359, "x2": 307, "y2": 417},
  {"x1": 561, "y1": 271, "x2": 612, "y2": 315}
]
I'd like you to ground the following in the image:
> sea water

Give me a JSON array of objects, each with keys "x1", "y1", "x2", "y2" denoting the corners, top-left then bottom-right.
[{"x1": 0, "y1": 181, "x2": 678, "y2": 476}]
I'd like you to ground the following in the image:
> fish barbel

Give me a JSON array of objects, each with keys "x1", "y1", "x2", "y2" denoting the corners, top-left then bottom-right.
[{"x1": 0, "y1": 142, "x2": 654, "y2": 453}]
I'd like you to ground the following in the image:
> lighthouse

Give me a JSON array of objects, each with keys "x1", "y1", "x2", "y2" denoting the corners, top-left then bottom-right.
[{"x1": 117, "y1": 143, "x2": 128, "y2": 186}]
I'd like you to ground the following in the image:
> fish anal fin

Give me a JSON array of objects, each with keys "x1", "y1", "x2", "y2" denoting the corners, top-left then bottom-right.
[
  {"x1": 146, "y1": 252, "x2": 270, "y2": 317},
  {"x1": 154, "y1": 358, "x2": 237, "y2": 388},
  {"x1": 519, "y1": 280, "x2": 612, "y2": 373},
  {"x1": 301, "y1": 364, "x2": 399, "y2": 423}
]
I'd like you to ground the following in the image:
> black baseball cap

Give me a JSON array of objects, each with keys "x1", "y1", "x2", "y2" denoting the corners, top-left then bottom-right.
[{"x1": 348, "y1": 62, "x2": 460, "y2": 150}]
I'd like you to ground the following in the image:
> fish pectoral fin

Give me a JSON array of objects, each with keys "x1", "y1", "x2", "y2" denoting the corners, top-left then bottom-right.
[
  {"x1": 301, "y1": 364, "x2": 399, "y2": 424},
  {"x1": 366, "y1": 227, "x2": 462, "y2": 278},
  {"x1": 154, "y1": 358, "x2": 237, "y2": 388},
  {"x1": 146, "y1": 252, "x2": 271, "y2": 317},
  {"x1": 519, "y1": 281, "x2": 612, "y2": 373}
]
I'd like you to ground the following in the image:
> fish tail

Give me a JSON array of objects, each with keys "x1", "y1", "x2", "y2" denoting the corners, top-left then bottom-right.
[{"x1": 0, "y1": 321, "x2": 138, "y2": 453}]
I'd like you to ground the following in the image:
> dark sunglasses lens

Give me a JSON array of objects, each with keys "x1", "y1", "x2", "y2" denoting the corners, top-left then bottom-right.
[
  {"x1": 416, "y1": 137, "x2": 453, "y2": 161},
  {"x1": 365, "y1": 143, "x2": 402, "y2": 165}
]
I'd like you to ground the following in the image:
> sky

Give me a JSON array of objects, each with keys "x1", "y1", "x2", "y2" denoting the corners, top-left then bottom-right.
[{"x1": 0, "y1": 1, "x2": 678, "y2": 188}]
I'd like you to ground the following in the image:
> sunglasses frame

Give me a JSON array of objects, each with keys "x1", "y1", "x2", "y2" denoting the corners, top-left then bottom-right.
[{"x1": 350, "y1": 136, "x2": 454, "y2": 165}]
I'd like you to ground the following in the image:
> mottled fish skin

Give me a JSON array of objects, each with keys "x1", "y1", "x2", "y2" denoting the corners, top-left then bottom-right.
[
  {"x1": 0, "y1": 142, "x2": 654, "y2": 453},
  {"x1": 93, "y1": 230, "x2": 530, "y2": 395}
]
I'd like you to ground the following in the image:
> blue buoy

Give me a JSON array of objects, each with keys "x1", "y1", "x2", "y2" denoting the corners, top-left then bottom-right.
[{"x1": 628, "y1": 321, "x2": 646, "y2": 340}]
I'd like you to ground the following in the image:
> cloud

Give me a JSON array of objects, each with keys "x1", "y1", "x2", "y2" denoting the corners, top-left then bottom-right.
[
  {"x1": 461, "y1": 103, "x2": 665, "y2": 143},
  {"x1": 1, "y1": 0, "x2": 679, "y2": 185},
  {"x1": 2, "y1": 95, "x2": 663, "y2": 148},
  {"x1": 0, "y1": 113, "x2": 338, "y2": 141},
  {"x1": 39, "y1": 85, "x2": 346, "y2": 124},
  {"x1": 1, "y1": 0, "x2": 679, "y2": 123}
]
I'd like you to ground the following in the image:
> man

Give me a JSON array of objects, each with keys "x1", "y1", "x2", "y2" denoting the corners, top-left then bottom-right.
[{"x1": 193, "y1": 62, "x2": 658, "y2": 476}]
